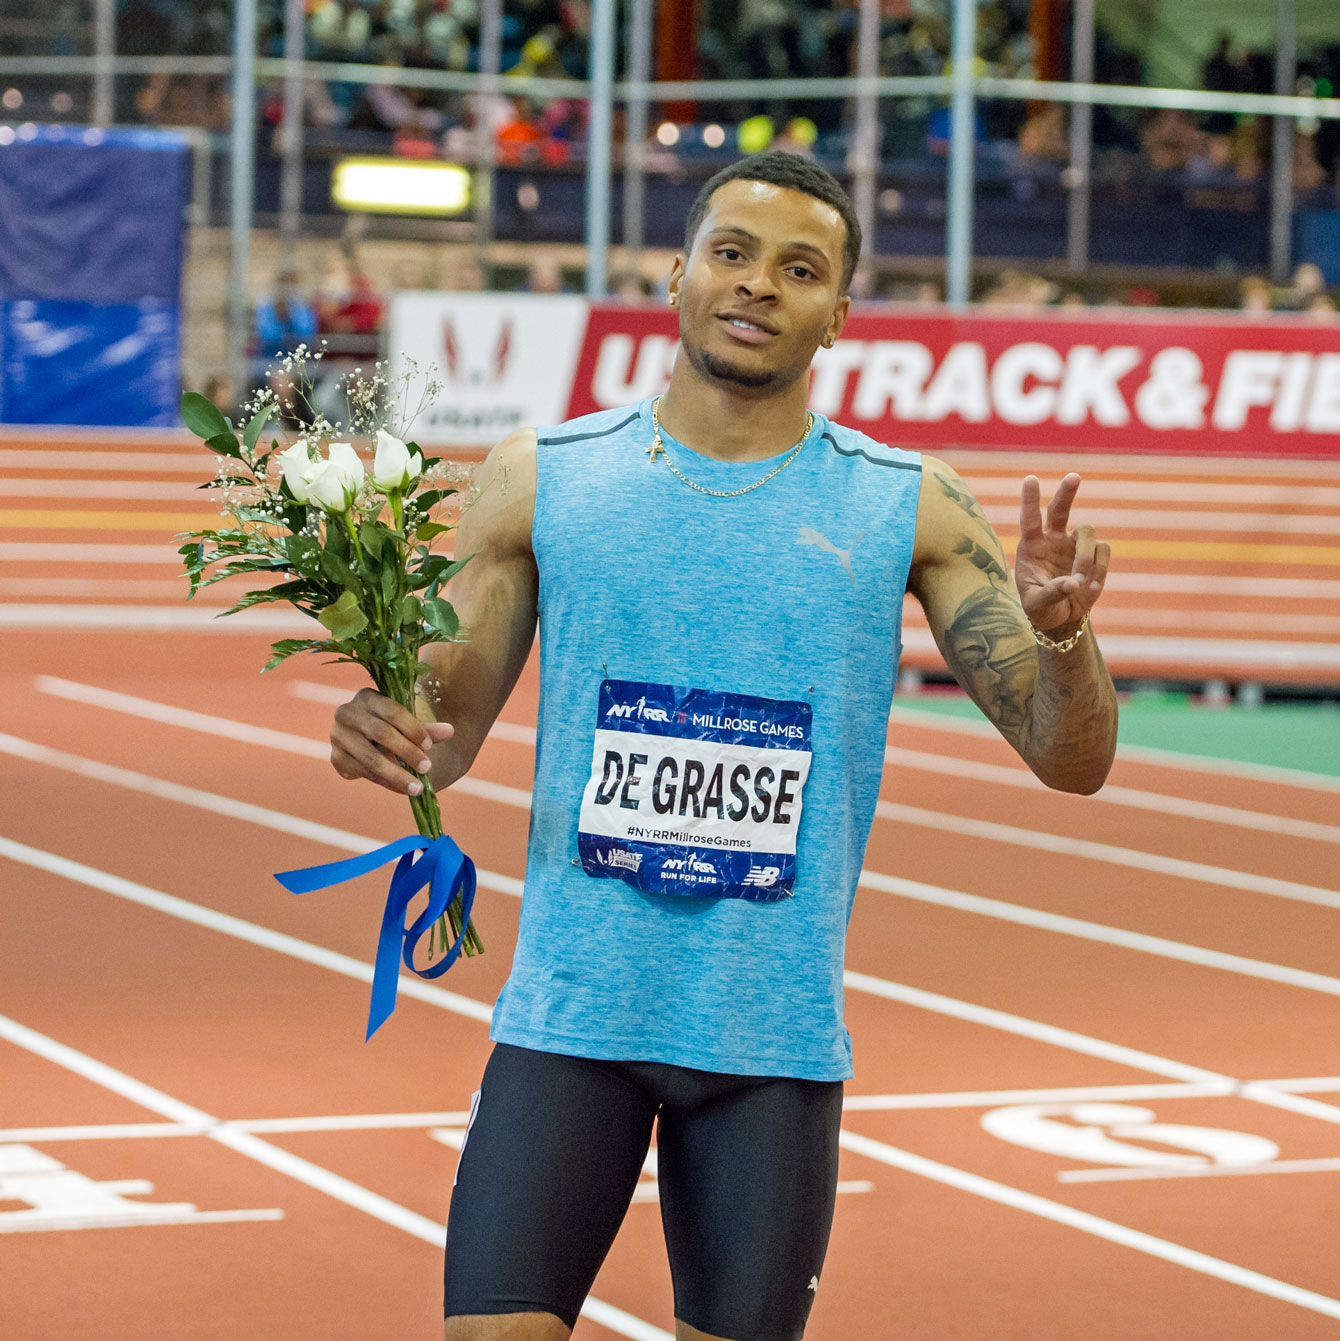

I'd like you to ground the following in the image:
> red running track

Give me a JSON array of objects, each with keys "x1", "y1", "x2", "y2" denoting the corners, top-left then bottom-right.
[{"x1": 3, "y1": 628, "x2": 1340, "y2": 1339}]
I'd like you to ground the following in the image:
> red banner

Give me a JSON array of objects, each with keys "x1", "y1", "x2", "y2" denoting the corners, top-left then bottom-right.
[{"x1": 567, "y1": 306, "x2": 1340, "y2": 459}]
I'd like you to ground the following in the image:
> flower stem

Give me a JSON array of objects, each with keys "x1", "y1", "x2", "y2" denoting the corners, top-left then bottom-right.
[{"x1": 380, "y1": 670, "x2": 483, "y2": 962}]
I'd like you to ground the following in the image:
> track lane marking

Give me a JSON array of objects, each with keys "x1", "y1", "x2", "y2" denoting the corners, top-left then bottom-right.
[
  {"x1": 842, "y1": 1083, "x2": 1230, "y2": 1110},
  {"x1": 295, "y1": 681, "x2": 1340, "y2": 845},
  {"x1": 859, "y1": 871, "x2": 1340, "y2": 995},
  {"x1": 872, "y1": 800, "x2": 1340, "y2": 910},
  {"x1": 0, "y1": 543, "x2": 183, "y2": 563},
  {"x1": 836, "y1": 1129, "x2": 1340, "y2": 1322},
  {"x1": 10, "y1": 817, "x2": 1337, "y2": 1127},
  {"x1": 1058, "y1": 1158, "x2": 1340, "y2": 1184},
  {"x1": 886, "y1": 704, "x2": 1340, "y2": 794},
  {"x1": 0, "y1": 834, "x2": 496, "y2": 1026},
  {"x1": 880, "y1": 745, "x2": 1340, "y2": 844},
  {"x1": 36, "y1": 678, "x2": 1340, "y2": 910},
  {"x1": 33, "y1": 677, "x2": 534, "y2": 810},
  {"x1": 9, "y1": 827, "x2": 1340, "y2": 1318},
  {"x1": 5, "y1": 732, "x2": 1338, "y2": 1004},
  {"x1": 0, "y1": 1013, "x2": 669, "y2": 1341}
]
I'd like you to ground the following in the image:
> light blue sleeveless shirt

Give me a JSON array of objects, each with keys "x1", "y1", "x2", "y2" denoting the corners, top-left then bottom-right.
[{"x1": 488, "y1": 399, "x2": 922, "y2": 1080}]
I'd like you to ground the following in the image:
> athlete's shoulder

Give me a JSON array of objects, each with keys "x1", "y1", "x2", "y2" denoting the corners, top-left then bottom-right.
[
  {"x1": 537, "y1": 402, "x2": 645, "y2": 448},
  {"x1": 819, "y1": 418, "x2": 922, "y2": 473}
]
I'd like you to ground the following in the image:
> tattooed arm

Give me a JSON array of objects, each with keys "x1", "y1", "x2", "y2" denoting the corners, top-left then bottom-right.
[{"x1": 905, "y1": 456, "x2": 1118, "y2": 794}]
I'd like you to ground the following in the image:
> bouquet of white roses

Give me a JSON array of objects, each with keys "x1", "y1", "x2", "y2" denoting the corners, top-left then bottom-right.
[{"x1": 178, "y1": 349, "x2": 481, "y2": 1034}]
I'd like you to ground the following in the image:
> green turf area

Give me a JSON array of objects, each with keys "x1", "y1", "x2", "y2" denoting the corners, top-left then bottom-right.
[{"x1": 893, "y1": 690, "x2": 1340, "y2": 779}]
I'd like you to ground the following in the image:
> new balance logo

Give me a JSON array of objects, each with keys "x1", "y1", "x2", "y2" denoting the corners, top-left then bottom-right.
[{"x1": 743, "y1": 865, "x2": 781, "y2": 888}]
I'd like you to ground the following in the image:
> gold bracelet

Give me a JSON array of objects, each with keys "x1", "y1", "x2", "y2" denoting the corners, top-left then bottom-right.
[{"x1": 1031, "y1": 614, "x2": 1089, "y2": 653}]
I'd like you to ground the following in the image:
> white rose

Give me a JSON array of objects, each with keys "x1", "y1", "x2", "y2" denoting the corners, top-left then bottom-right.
[
  {"x1": 371, "y1": 429, "x2": 422, "y2": 492},
  {"x1": 308, "y1": 441, "x2": 365, "y2": 513},
  {"x1": 278, "y1": 439, "x2": 318, "y2": 503}
]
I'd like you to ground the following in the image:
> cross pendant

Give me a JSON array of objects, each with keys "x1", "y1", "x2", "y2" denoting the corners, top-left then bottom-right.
[{"x1": 647, "y1": 440, "x2": 664, "y2": 463}]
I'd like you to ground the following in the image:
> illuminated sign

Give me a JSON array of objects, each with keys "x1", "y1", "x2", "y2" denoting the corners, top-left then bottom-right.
[{"x1": 331, "y1": 157, "x2": 472, "y2": 216}]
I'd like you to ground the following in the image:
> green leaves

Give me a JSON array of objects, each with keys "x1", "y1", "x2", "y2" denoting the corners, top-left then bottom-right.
[
  {"x1": 204, "y1": 432, "x2": 243, "y2": 460},
  {"x1": 263, "y1": 638, "x2": 328, "y2": 672},
  {"x1": 415, "y1": 521, "x2": 451, "y2": 543},
  {"x1": 317, "y1": 590, "x2": 369, "y2": 639},
  {"x1": 181, "y1": 391, "x2": 232, "y2": 441},
  {"x1": 221, "y1": 578, "x2": 317, "y2": 618},
  {"x1": 422, "y1": 597, "x2": 459, "y2": 638},
  {"x1": 242, "y1": 403, "x2": 275, "y2": 451}
]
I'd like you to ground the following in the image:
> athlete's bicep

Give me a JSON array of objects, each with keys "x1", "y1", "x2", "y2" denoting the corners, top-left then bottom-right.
[
  {"x1": 906, "y1": 457, "x2": 1038, "y2": 750},
  {"x1": 419, "y1": 430, "x2": 539, "y2": 768}
]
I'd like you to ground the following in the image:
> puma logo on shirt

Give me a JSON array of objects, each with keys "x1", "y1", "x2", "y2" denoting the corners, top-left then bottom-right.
[{"x1": 796, "y1": 525, "x2": 864, "y2": 584}]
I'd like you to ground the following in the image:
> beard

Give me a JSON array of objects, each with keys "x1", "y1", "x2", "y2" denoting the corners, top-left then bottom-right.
[{"x1": 681, "y1": 331, "x2": 794, "y2": 391}]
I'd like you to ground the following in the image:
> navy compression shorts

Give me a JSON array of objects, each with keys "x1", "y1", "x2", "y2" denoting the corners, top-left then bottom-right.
[{"x1": 442, "y1": 1042, "x2": 843, "y2": 1339}]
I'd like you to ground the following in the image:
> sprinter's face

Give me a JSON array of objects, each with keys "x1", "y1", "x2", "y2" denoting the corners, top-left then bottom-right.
[{"x1": 669, "y1": 179, "x2": 849, "y2": 393}]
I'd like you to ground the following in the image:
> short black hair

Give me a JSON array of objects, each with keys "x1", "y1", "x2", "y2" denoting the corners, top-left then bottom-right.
[{"x1": 683, "y1": 151, "x2": 862, "y2": 293}]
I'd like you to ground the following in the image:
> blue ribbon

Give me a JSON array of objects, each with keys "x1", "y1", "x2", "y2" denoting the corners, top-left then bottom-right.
[{"x1": 274, "y1": 834, "x2": 477, "y2": 1040}]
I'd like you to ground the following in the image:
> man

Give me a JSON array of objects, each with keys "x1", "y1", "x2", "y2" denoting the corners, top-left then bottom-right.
[{"x1": 330, "y1": 151, "x2": 1117, "y2": 1341}]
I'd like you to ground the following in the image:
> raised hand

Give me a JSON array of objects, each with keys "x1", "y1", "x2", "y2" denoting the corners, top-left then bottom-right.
[
  {"x1": 1014, "y1": 474, "x2": 1110, "y2": 634},
  {"x1": 330, "y1": 688, "x2": 454, "y2": 795}
]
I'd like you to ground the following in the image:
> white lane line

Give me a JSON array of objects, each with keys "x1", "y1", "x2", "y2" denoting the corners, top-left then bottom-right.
[
  {"x1": 10, "y1": 797, "x2": 1338, "y2": 1134},
  {"x1": 0, "y1": 835, "x2": 495, "y2": 1027},
  {"x1": 0, "y1": 1014, "x2": 670, "y2": 1340},
  {"x1": 0, "y1": 1209, "x2": 288, "y2": 1235},
  {"x1": 0, "y1": 543, "x2": 182, "y2": 563},
  {"x1": 899, "y1": 628, "x2": 1340, "y2": 671},
  {"x1": 0, "y1": 731, "x2": 518, "y2": 893},
  {"x1": 837, "y1": 1128, "x2": 1340, "y2": 1323},
  {"x1": 13, "y1": 728, "x2": 1338, "y2": 1016},
  {"x1": 841, "y1": 971, "x2": 1340, "y2": 1133},
  {"x1": 289, "y1": 680, "x2": 540, "y2": 747},
  {"x1": 987, "y1": 504, "x2": 1340, "y2": 533},
  {"x1": 0, "y1": 1123, "x2": 205, "y2": 1143},
  {"x1": 232, "y1": 1112, "x2": 472, "y2": 1134},
  {"x1": 0, "y1": 451, "x2": 210, "y2": 473},
  {"x1": 882, "y1": 745, "x2": 1340, "y2": 845},
  {"x1": 0, "y1": 1114, "x2": 474, "y2": 1143},
  {"x1": 873, "y1": 800, "x2": 1340, "y2": 911},
  {"x1": 12, "y1": 719, "x2": 1340, "y2": 1014},
  {"x1": 915, "y1": 609, "x2": 1340, "y2": 635},
  {"x1": 840, "y1": 971, "x2": 1228, "y2": 1085},
  {"x1": 9, "y1": 818, "x2": 1340, "y2": 1320},
  {"x1": 1253, "y1": 1076, "x2": 1340, "y2": 1094},
  {"x1": 33, "y1": 677, "x2": 534, "y2": 810},
  {"x1": 1058, "y1": 1158, "x2": 1340, "y2": 1184},
  {"x1": 965, "y1": 479, "x2": 1340, "y2": 506},
  {"x1": 13, "y1": 701, "x2": 1340, "y2": 1118},
  {"x1": 0, "y1": 480, "x2": 204, "y2": 501},
  {"x1": 38, "y1": 677, "x2": 1340, "y2": 912},
  {"x1": 843, "y1": 1082, "x2": 1230, "y2": 1111},
  {"x1": 980, "y1": 505, "x2": 1340, "y2": 535},
  {"x1": 1099, "y1": 573, "x2": 1340, "y2": 599},
  {"x1": 0, "y1": 579, "x2": 216, "y2": 600},
  {"x1": 0, "y1": 607, "x2": 312, "y2": 633},
  {"x1": 887, "y1": 704, "x2": 1340, "y2": 794},
  {"x1": 857, "y1": 870, "x2": 1340, "y2": 998}
]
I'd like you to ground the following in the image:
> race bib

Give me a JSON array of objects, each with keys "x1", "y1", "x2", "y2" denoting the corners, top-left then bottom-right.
[{"x1": 577, "y1": 679, "x2": 813, "y2": 902}]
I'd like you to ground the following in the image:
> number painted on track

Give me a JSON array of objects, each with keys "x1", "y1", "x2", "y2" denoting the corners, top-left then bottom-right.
[{"x1": 980, "y1": 1104, "x2": 1279, "y2": 1169}]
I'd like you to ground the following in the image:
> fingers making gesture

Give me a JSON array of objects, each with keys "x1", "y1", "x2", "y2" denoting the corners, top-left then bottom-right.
[{"x1": 1013, "y1": 473, "x2": 1110, "y2": 635}]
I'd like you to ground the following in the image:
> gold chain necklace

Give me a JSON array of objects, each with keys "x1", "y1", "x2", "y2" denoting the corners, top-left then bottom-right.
[{"x1": 648, "y1": 396, "x2": 814, "y2": 499}]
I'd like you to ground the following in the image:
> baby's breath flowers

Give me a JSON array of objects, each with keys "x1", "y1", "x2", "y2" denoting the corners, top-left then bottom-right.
[{"x1": 178, "y1": 355, "x2": 480, "y2": 961}]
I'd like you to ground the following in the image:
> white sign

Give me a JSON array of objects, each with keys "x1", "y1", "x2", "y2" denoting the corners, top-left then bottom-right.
[{"x1": 388, "y1": 291, "x2": 588, "y2": 447}]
